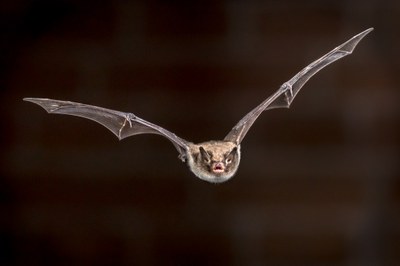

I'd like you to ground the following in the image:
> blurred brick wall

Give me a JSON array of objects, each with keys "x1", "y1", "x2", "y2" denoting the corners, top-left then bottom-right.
[{"x1": 1, "y1": 1, "x2": 399, "y2": 265}]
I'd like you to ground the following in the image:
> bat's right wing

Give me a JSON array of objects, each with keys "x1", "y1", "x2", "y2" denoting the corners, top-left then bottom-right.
[
  {"x1": 24, "y1": 98, "x2": 190, "y2": 161},
  {"x1": 224, "y1": 28, "x2": 373, "y2": 145}
]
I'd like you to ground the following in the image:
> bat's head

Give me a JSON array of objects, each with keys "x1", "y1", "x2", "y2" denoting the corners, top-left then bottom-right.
[{"x1": 187, "y1": 141, "x2": 241, "y2": 183}]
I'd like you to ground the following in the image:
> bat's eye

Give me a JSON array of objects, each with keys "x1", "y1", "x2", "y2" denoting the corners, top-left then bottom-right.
[{"x1": 225, "y1": 147, "x2": 237, "y2": 165}]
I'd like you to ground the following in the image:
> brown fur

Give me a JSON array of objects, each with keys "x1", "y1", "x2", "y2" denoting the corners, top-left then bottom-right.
[{"x1": 186, "y1": 141, "x2": 241, "y2": 183}]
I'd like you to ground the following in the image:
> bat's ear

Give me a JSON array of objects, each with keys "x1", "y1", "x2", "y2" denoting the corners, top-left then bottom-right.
[
  {"x1": 229, "y1": 147, "x2": 238, "y2": 156},
  {"x1": 199, "y1": 146, "x2": 211, "y2": 162}
]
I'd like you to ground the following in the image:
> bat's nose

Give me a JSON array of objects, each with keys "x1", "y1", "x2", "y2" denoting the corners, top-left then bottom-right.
[{"x1": 212, "y1": 162, "x2": 225, "y2": 173}]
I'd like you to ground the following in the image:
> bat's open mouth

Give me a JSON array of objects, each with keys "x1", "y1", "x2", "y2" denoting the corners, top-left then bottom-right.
[{"x1": 212, "y1": 163, "x2": 225, "y2": 173}]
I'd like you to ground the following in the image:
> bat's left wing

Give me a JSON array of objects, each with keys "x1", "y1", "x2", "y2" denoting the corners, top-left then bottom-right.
[
  {"x1": 23, "y1": 98, "x2": 190, "y2": 161},
  {"x1": 224, "y1": 28, "x2": 373, "y2": 145}
]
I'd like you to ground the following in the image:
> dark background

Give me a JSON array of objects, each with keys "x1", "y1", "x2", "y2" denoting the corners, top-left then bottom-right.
[{"x1": 1, "y1": 0, "x2": 399, "y2": 265}]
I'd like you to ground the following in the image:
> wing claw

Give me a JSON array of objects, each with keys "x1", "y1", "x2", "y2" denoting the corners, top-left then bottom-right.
[
  {"x1": 119, "y1": 113, "x2": 137, "y2": 139},
  {"x1": 126, "y1": 113, "x2": 135, "y2": 127},
  {"x1": 283, "y1": 83, "x2": 294, "y2": 105}
]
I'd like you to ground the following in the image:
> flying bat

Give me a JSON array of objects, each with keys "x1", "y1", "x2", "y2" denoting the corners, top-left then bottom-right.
[{"x1": 24, "y1": 28, "x2": 373, "y2": 183}]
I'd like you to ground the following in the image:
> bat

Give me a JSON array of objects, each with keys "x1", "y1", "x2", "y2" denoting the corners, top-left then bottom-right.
[{"x1": 24, "y1": 28, "x2": 373, "y2": 183}]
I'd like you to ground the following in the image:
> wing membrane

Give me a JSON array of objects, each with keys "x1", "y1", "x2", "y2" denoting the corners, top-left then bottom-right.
[
  {"x1": 224, "y1": 28, "x2": 373, "y2": 144},
  {"x1": 24, "y1": 98, "x2": 189, "y2": 159}
]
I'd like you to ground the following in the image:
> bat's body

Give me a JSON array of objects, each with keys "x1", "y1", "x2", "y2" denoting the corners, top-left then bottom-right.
[{"x1": 24, "y1": 28, "x2": 373, "y2": 183}]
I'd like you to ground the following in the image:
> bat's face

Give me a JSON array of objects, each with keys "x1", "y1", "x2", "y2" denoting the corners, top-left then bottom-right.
[{"x1": 186, "y1": 141, "x2": 241, "y2": 183}]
